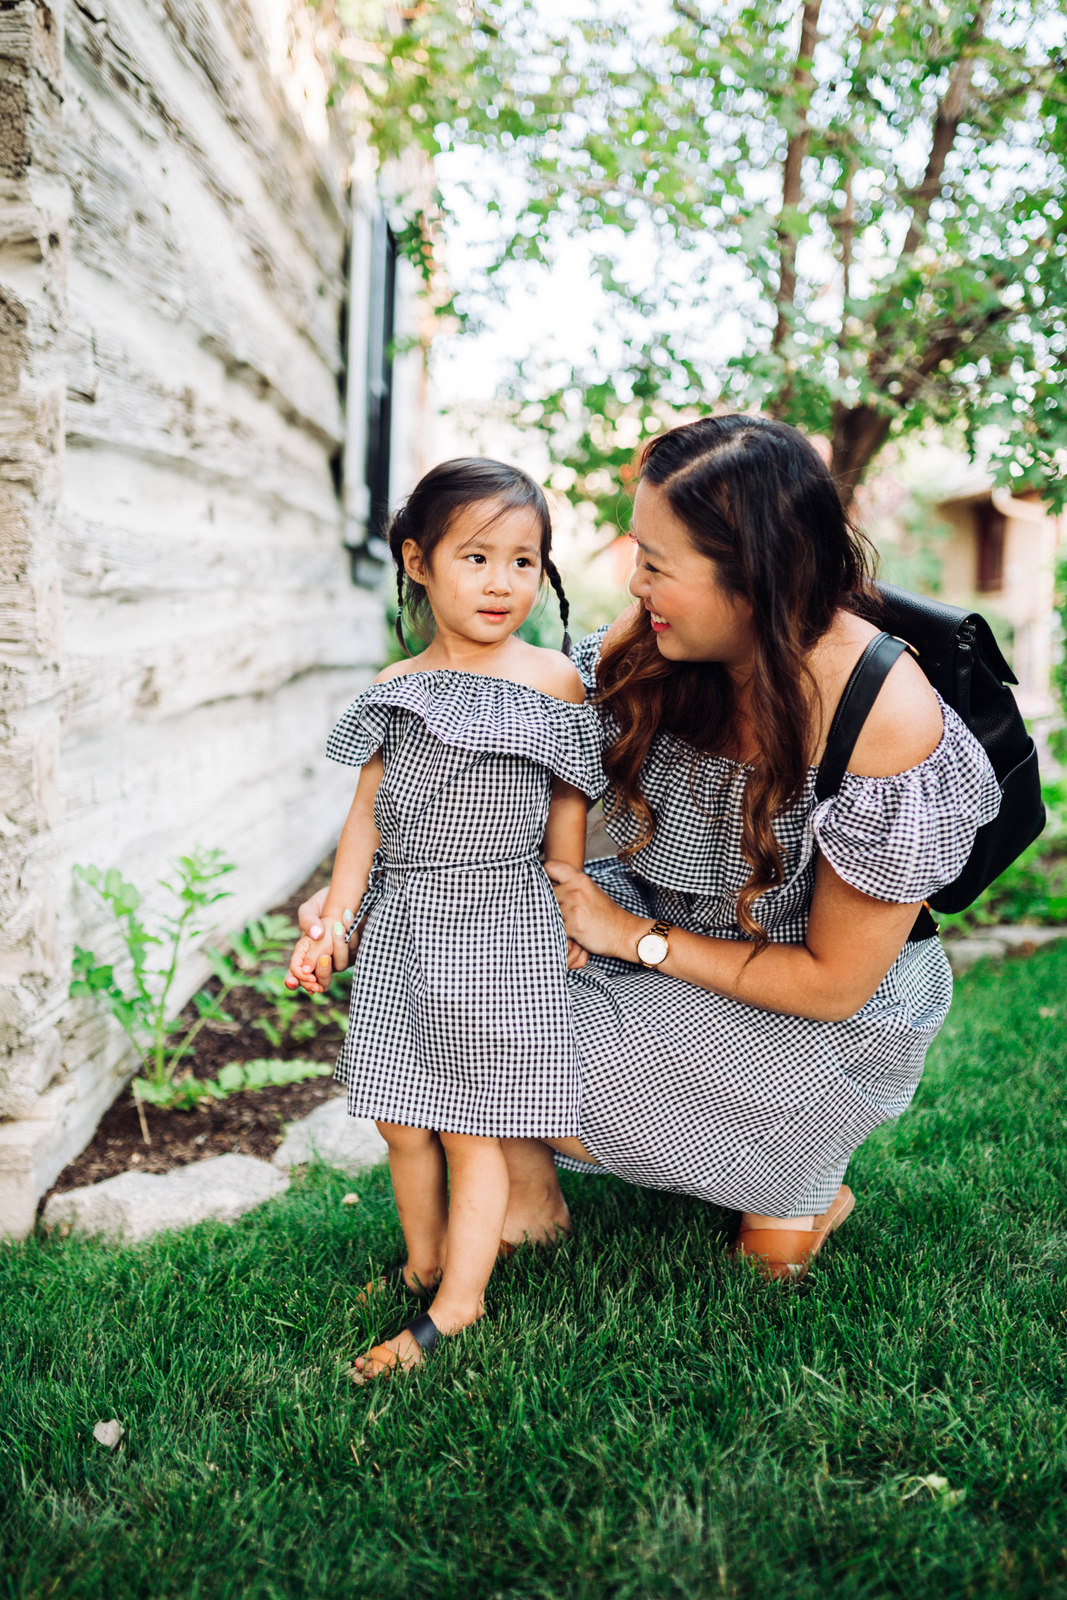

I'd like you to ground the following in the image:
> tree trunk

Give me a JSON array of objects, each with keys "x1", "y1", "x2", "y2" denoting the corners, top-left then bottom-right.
[{"x1": 829, "y1": 402, "x2": 893, "y2": 510}]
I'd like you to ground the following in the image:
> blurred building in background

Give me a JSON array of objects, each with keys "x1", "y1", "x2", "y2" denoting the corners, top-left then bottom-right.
[
  {"x1": 0, "y1": 0, "x2": 429, "y2": 1234},
  {"x1": 932, "y1": 481, "x2": 1064, "y2": 722}
]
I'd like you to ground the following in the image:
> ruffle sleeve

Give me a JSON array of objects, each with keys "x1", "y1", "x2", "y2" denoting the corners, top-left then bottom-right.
[
  {"x1": 571, "y1": 626, "x2": 609, "y2": 696},
  {"x1": 326, "y1": 670, "x2": 606, "y2": 799},
  {"x1": 810, "y1": 698, "x2": 1002, "y2": 904}
]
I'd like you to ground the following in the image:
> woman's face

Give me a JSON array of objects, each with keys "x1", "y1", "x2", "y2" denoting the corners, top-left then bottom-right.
[{"x1": 628, "y1": 480, "x2": 755, "y2": 672}]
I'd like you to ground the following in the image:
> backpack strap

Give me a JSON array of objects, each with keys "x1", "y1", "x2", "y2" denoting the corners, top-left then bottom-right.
[
  {"x1": 814, "y1": 632, "x2": 908, "y2": 803},
  {"x1": 814, "y1": 630, "x2": 937, "y2": 943}
]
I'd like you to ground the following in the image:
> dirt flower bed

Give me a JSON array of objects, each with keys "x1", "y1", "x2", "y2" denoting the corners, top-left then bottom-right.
[{"x1": 44, "y1": 866, "x2": 345, "y2": 1202}]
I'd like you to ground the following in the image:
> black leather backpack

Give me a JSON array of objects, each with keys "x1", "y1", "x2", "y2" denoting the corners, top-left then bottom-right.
[{"x1": 815, "y1": 582, "x2": 1047, "y2": 937}]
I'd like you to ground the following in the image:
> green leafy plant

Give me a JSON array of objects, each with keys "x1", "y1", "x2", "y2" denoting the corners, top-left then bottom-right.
[
  {"x1": 70, "y1": 853, "x2": 318, "y2": 1123},
  {"x1": 250, "y1": 966, "x2": 351, "y2": 1049},
  {"x1": 155, "y1": 1058, "x2": 334, "y2": 1112}
]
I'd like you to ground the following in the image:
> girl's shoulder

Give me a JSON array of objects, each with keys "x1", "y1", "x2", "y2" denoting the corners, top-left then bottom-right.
[
  {"x1": 374, "y1": 659, "x2": 422, "y2": 686},
  {"x1": 377, "y1": 647, "x2": 585, "y2": 706},
  {"x1": 333, "y1": 660, "x2": 604, "y2": 798},
  {"x1": 509, "y1": 645, "x2": 585, "y2": 705}
]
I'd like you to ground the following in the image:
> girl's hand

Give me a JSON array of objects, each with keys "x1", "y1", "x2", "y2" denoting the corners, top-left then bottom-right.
[
  {"x1": 284, "y1": 903, "x2": 355, "y2": 991},
  {"x1": 286, "y1": 932, "x2": 332, "y2": 995},
  {"x1": 544, "y1": 861, "x2": 642, "y2": 963}
]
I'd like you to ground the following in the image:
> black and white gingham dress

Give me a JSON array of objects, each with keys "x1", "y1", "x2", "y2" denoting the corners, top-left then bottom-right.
[
  {"x1": 561, "y1": 628, "x2": 1003, "y2": 1217},
  {"x1": 326, "y1": 671, "x2": 604, "y2": 1138}
]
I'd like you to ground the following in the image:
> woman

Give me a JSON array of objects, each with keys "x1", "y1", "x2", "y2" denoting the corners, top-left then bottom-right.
[{"x1": 303, "y1": 415, "x2": 1000, "y2": 1279}]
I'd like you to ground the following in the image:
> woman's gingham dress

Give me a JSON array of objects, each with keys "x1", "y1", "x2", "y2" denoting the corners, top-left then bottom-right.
[
  {"x1": 327, "y1": 670, "x2": 603, "y2": 1139},
  {"x1": 561, "y1": 628, "x2": 1002, "y2": 1218}
]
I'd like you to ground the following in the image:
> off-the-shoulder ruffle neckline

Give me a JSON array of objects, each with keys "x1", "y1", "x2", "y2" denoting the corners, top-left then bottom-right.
[
  {"x1": 579, "y1": 623, "x2": 957, "y2": 785},
  {"x1": 369, "y1": 667, "x2": 587, "y2": 710},
  {"x1": 650, "y1": 696, "x2": 953, "y2": 784}
]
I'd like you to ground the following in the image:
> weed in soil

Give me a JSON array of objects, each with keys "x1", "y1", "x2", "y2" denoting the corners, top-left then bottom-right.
[{"x1": 46, "y1": 862, "x2": 347, "y2": 1201}]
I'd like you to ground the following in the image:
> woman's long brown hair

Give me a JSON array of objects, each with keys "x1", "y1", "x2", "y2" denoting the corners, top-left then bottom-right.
[{"x1": 598, "y1": 414, "x2": 876, "y2": 952}]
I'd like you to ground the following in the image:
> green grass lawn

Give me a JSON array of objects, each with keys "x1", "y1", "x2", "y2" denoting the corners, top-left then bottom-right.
[{"x1": 2, "y1": 944, "x2": 1066, "y2": 1600}]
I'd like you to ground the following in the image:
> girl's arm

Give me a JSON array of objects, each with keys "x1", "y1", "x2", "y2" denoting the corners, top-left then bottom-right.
[
  {"x1": 544, "y1": 777, "x2": 588, "y2": 871},
  {"x1": 288, "y1": 753, "x2": 383, "y2": 994},
  {"x1": 544, "y1": 778, "x2": 593, "y2": 972}
]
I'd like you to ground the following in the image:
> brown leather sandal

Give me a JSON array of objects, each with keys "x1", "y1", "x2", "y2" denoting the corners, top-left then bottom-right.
[{"x1": 734, "y1": 1185, "x2": 855, "y2": 1281}]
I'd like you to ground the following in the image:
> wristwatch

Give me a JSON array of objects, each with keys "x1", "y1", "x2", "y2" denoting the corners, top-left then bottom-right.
[{"x1": 636, "y1": 919, "x2": 671, "y2": 968}]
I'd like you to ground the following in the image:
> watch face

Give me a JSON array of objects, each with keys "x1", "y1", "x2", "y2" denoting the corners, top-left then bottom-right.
[{"x1": 637, "y1": 932, "x2": 669, "y2": 966}]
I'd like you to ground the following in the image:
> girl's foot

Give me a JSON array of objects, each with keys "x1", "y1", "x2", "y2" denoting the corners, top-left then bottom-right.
[
  {"x1": 349, "y1": 1323, "x2": 429, "y2": 1384},
  {"x1": 349, "y1": 1305, "x2": 481, "y2": 1385},
  {"x1": 354, "y1": 1262, "x2": 441, "y2": 1308}
]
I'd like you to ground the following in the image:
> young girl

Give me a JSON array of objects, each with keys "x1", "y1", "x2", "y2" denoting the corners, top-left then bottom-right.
[{"x1": 287, "y1": 458, "x2": 603, "y2": 1382}]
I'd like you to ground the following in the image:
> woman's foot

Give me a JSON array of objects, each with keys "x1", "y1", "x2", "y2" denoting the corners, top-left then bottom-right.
[
  {"x1": 499, "y1": 1139, "x2": 573, "y2": 1252},
  {"x1": 498, "y1": 1211, "x2": 573, "y2": 1260},
  {"x1": 734, "y1": 1186, "x2": 855, "y2": 1281}
]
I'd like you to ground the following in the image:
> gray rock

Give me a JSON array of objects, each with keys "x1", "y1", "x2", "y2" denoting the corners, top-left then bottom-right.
[
  {"x1": 946, "y1": 936, "x2": 1009, "y2": 973},
  {"x1": 41, "y1": 1154, "x2": 289, "y2": 1243},
  {"x1": 991, "y1": 924, "x2": 1067, "y2": 950},
  {"x1": 272, "y1": 1096, "x2": 387, "y2": 1175},
  {"x1": 945, "y1": 923, "x2": 1067, "y2": 974}
]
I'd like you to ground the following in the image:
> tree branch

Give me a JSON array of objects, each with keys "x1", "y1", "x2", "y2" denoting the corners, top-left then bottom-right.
[
  {"x1": 896, "y1": 0, "x2": 995, "y2": 265},
  {"x1": 773, "y1": 0, "x2": 822, "y2": 352}
]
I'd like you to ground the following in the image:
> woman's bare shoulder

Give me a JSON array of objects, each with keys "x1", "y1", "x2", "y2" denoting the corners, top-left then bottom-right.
[
  {"x1": 602, "y1": 603, "x2": 641, "y2": 651},
  {"x1": 846, "y1": 650, "x2": 944, "y2": 777}
]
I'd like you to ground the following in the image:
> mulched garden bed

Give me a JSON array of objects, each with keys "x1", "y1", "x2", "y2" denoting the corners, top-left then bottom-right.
[{"x1": 43, "y1": 863, "x2": 345, "y2": 1203}]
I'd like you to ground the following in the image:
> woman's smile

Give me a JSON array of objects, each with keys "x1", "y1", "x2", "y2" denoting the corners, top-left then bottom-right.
[{"x1": 647, "y1": 606, "x2": 670, "y2": 633}]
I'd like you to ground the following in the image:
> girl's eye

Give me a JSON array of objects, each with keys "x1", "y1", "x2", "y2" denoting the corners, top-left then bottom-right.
[
  {"x1": 515, "y1": 557, "x2": 533, "y2": 569},
  {"x1": 466, "y1": 553, "x2": 486, "y2": 564}
]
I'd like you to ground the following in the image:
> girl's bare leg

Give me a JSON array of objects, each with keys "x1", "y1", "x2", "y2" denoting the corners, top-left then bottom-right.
[
  {"x1": 499, "y1": 1137, "x2": 574, "y2": 1246},
  {"x1": 377, "y1": 1122, "x2": 448, "y2": 1291},
  {"x1": 351, "y1": 1132, "x2": 509, "y2": 1381}
]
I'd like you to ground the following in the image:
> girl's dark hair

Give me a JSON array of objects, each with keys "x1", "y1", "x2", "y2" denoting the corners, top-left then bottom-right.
[
  {"x1": 388, "y1": 458, "x2": 571, "y2": 655},
  {"x1": 597, "y1": 413, "x2": 877, "y2": 953}
]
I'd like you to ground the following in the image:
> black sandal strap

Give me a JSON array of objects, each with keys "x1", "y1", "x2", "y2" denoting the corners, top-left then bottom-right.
[
  {"x1": 404, "y1": 1312, "x2": 440, "y2": 1354},
  {"x1": 379, "y1": 1263, "x2": 433, "y2": 1301}
]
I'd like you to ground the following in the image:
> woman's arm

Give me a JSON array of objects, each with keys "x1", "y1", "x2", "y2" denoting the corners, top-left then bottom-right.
[
  {"x1": 547, "y1": 653, "x2": 945, "y2": 1023},
  {"x1": 287, "y1": 753, "x2": 383, "y2": 993},
  {"x1": 545, "y1": 855, "x2": 922, "y2": 1022}
]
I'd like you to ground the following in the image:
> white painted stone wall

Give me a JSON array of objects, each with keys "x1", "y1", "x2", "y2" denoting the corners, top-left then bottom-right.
[{"x1": 0, "y1": 0, "x2": 405, "y2": 1234}]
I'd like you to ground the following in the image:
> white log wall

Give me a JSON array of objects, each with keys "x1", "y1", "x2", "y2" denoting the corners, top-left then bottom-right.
[{"x1": 0, "y1": 0, "x2": 386, "y2": 1234}]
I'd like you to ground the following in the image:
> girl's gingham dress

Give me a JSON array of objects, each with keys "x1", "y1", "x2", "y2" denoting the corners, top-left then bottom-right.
[
  {"x1": 327, "y1": 670, "x2": 604, "y2": 1139},
  {"x1": 560, "y1": 627, "x2": 1002, "y2": 1218}
]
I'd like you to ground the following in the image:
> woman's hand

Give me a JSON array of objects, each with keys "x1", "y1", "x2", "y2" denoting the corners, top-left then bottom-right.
[
  {"x1": 545, "y1": 861, "x2": 641, "y2": 963},
  {"x1": 284, "y1": 890, "x2": 354, "y2": 990}
]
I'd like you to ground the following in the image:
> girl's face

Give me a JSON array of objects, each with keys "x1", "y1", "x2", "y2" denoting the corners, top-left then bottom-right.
[
  {"x1": 404, "y1": 498, "x2": 545, "y2": 646},
  {"x1": 628, "y1": 480, "x2": 756, "y2": 673}
]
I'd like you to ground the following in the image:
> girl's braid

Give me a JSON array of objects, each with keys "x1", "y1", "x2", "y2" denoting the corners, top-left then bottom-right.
[
  {"x1": 545, "y1": 558, "x2": 572, "y2": 657},
  {"x1": 393, "y1": 565, "x2": 409, "y2": 656}
]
